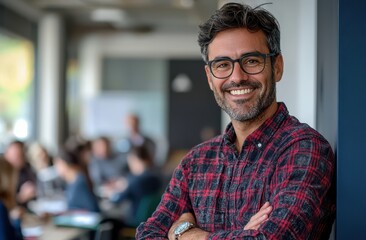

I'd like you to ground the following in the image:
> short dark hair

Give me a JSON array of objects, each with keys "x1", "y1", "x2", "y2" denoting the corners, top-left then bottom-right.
[
  {"x1": 198, "y1": 3, "x2": 281, "y2": 63},
  {"x1": 57, "y1": 147, "x2": 80, "y2": 166},
  {"x1": 128, "y1": 145, "x2": 152, "y2": 166}
]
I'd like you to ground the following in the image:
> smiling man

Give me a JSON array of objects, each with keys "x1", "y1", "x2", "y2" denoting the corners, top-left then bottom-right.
[{"x1": 136, "y1": 3, "x2": 335, "y2": 240}]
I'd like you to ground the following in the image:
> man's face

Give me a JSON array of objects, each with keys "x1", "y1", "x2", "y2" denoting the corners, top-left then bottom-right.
[
  {"x1": 92, "y1": 139, "x2": 109, "y2": 159},
  {"x1": 205, "y1": 28, "x2": 283, "y2": 122}
]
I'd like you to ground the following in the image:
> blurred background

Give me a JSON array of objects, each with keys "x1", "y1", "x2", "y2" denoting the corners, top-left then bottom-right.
[
  {"x1": 2, "y1": 0, "x2": 366, "y2": 239},
  {"x1": 0, "y1": 0, "x2": 320, "y2": 158}
]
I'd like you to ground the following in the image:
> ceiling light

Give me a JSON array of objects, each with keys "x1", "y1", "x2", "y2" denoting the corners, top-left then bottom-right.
[
  {"x1": 173, "y1": 0, "x2": 195, "y2": 9},
  {"x1": 90, "y1": 8, "x2": 127, "y2": 23}
]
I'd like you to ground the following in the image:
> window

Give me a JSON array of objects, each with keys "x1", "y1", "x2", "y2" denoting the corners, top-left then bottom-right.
[{"x1": 0, "y1": 32, "x2": 35, "y2": 150}]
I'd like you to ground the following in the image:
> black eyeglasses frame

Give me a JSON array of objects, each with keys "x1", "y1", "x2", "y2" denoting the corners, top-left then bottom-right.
[{"x1": 207, "y1": 52, "x2": 278, "y2": 79}]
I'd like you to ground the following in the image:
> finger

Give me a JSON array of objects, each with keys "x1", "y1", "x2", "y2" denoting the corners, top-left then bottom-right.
[
  {"x1": 251, "y1": 213, "x2": 269, "y2": 226},
  {"x1": 259, "y1": 202, "x2": 270, "y2": 210},
  {"x1": 250, "y1": 205, "x2": 272, "y2": 221},
  {"x1": 244, "y1": 214, "x2": 269, "y2": 230}
]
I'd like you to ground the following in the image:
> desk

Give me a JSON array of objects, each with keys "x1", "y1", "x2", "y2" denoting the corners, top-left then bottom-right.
[{"x1": 22, "y1": 213, "x2": 89, "y2": 240}]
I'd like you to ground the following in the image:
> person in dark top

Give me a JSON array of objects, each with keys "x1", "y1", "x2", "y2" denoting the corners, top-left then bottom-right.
[
  {"x1": 4, "y1": 141, "x2": 37, "y2": 207},
  {"x1": 54, "y1": 148, "x2": 100, "y2": 213},
  {"x1": 109, "y1": 145, "x2": 162, "y2": 226},
  {"x1": 125, "y1": 114, "x2": 156, "y2": 163},
  {"x1": 0, "y1": 158, "x2": 23, "y2": 240},
  {"x1": 89, "y1": 136, "x2": 128, "y2": 187}
]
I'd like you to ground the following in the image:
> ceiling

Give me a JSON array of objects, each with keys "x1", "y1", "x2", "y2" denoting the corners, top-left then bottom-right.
[{"x1": 5, "y1": 0, "x2": 220, "y2": 35}]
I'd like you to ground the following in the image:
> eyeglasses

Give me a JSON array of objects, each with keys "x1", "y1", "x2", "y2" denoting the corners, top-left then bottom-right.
[{"x1": 207, "y1": 52, "x2": 278, "y2": 79}]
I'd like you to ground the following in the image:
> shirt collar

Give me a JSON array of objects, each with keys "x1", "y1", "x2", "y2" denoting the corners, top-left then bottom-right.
[{"x1": 223, "y1": 102, "x2": 289, "y2": 148}]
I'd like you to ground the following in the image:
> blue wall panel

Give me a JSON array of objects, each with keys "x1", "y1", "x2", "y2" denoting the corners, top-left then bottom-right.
[{"x1": 338, "y1": 0, "x2": 366, "y2": 238}]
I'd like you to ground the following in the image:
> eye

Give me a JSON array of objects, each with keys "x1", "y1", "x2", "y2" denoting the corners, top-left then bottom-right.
[
  {"x1": 242, "y1": 57, "x2": 261, "y2": 66},
  {"x1": 212, "y1": 60, "x2": 231, "y2": 70}
]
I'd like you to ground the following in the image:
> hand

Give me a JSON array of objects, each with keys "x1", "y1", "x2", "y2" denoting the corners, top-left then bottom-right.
[
  {"x1": 102, "y1": 178, "x2": 128, "y2": 198},
  {"x1": 9, "y1": 206, "x2": 25, "y2": 220},
  {"x1": 244, "y1": 202, "x2": 273, "y2": 230},
  {"x1": 17, "y1": 181, "x2": 36, "y2": 203},
  {"x1": 168, "y1": 212, "x2": 209, "y2": 240},
  {"x1": 114, "y1": 177, "x2": 128, "y2": 192}
]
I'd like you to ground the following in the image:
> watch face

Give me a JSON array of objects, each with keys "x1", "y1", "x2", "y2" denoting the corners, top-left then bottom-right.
[{"x1": 174, "y1": 222, "x2": 192, "y2": 235}]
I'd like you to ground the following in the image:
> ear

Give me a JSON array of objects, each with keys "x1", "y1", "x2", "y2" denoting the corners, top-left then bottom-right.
[
  {"x1": 205, "y1": 65, "x2": 213, "y2": 90},
  {"x1": 273, "y1": 54, "x2": 284, "y2": 83}
]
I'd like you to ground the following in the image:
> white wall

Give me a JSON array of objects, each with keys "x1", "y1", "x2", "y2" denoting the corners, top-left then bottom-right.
[
  {"x1": 274, "y1": 0, "x2": 317, "y2": 128},
  {"x1": 79, "y1": 32, "x2": 201, "y2": 139},
  {"x1": 221, "y1": 0, "x2": 317, "y2": 129},
  {"x1": 79, "y1": 0, "x2": 317, "y2": 136}
]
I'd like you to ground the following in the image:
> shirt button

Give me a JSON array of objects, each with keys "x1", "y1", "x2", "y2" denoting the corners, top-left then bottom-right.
[{"x1": 257, "y1": 143, "x2": 262, "y2": 148}]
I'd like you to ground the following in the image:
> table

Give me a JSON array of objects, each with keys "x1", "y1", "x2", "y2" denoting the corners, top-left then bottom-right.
[{"x1": 22, "y1": 213, "x2": 89, "y2": 240}]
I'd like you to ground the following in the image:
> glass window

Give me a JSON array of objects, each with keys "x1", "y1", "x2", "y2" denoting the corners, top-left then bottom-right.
[{"x1": 0, "y1": 32, "x2": 35, "y2": 151}]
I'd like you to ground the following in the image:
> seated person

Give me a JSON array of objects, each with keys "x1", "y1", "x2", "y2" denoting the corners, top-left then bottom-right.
[
  {"x1": 0, "y1": 157, "x2": 24, "y2": 240},
  {"x1": 4, "y1": 141, "x2": 37, "y2": 207},
  {"x1": 27, "y1": 142, "x2": 64, "y2": 198},
  {"x1": 108, "y1": 145, "x2": 162, "y2": 226},
  {"x1": 88, "y1": 136, "x2": 128, "y2": 187},
  {"x1": 54, "y1": 148, "x2": 100, "y2": 213}
]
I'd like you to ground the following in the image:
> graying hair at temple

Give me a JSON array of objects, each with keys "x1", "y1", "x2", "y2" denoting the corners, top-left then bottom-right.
[{"x1": 197, "y1": 2, "x2": 281, "y2": 63}]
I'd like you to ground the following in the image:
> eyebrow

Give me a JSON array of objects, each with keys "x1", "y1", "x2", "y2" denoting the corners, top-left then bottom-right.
[{"x1": 209, "y1": 51, "x2": 264, "y2": 62}]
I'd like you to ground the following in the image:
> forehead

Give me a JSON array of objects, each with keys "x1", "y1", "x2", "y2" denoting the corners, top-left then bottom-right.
[{"x1": 207, "y1": 28, "x2": 268, "y2": 60}]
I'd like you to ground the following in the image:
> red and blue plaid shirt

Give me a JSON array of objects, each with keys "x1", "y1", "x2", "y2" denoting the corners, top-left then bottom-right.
[{"x1": 136, "y1": 103, "x2": 335, "y2": 240}]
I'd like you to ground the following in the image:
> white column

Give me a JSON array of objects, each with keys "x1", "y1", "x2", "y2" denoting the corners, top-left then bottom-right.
[{"x1": 38, "y1": 13, "x2": 64, "y2": 153}]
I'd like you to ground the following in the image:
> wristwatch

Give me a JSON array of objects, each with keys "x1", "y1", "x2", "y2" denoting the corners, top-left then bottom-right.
[{"x1": 174, "y1": 221, "x2": 195, "y2": 240}]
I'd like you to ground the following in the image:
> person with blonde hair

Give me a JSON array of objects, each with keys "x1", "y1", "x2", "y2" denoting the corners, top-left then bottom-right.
[{"x1": 0, "y1": 157, "x2": 23, "y2": 240}]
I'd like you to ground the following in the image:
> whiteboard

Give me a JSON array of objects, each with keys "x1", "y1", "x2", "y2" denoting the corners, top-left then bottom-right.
[{"x1": 81, "y1": 91, "x2": 167, "y2": 140}]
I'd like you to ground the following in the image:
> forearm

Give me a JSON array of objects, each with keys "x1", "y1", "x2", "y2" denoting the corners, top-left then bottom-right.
[
  {"x1": 176, "y1": 227, "x2": 264, "y2": 240},
  {"x1": 207, "y1": 229, "x2": 265, "y2": 240},
  {"x1": 178, "y1": 228, "x2": 210, "y2": 240}
]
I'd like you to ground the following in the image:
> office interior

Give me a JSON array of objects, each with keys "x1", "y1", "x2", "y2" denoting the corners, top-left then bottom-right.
[{"x1": 0, "y1": 0, "x2": 365, "y2": 239}]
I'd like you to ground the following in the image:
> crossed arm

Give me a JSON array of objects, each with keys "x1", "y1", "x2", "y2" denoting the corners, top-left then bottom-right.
[
  {"x1": 167, "y1": 202, "x2": 273, "y2": 240},
  {"x1": 136, "y1": 138, "x2": 335, "y2": 239}
]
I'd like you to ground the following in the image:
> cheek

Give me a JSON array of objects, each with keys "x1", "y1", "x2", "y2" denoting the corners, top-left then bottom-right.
[{"x1": 208, "y1": 79, "x2": 214, "y2": 91}]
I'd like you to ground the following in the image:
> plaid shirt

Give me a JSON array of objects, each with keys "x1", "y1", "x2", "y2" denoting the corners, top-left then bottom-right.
[{"x1": 136, "y1": 103, "x2": 335, "y2": 240}]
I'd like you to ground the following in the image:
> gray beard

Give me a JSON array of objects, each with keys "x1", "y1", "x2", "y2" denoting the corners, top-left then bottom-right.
[{"x1": 213, "y1": 76, "x2": 276, "y2": 122}]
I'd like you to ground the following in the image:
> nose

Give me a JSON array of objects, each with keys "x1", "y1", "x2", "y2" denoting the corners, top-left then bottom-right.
[{"x1": 230, "y1": 61, "x2": 249, "y2": 82}]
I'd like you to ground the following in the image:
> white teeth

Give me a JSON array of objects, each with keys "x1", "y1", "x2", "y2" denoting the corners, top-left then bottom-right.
[{"x1": 230, "y1": 89, "x2": 253, "y2": 95}]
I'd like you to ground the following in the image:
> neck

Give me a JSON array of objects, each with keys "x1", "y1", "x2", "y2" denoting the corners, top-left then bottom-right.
[
  {"x1": 232, "y1": 101, "x2": 278, "y2": 152},
  {"x1": 64, "y1": 167, "x2": 79, "y2": 183},
  {"x1": 133, "y1": 163, "x2": 147, "y2": 175}
]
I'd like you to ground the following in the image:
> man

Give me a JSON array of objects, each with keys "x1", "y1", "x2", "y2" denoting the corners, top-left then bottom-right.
[
  {"x1": 136, "y1": 3, "x2": 335, "y2": 240},
  {"x1": 89, "y1": 136, "x2": 128, "y2": 186},
  {"x1": 125, "y1": 113, "x2": 156, "y2": 163}
]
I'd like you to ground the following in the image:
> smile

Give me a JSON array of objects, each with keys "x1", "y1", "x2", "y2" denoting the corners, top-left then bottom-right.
[{"x1": 229, "y1": 89, "x2": 254, "y2": 95}]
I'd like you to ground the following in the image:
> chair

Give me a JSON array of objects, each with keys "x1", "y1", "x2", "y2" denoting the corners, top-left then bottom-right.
[
  {"x1": 120, "y1": 191, "x2": 162, "y2": 239},
  {"x1": 94, "y1": 221, "x2": 114, "y2": 240},
  {"x1": 134, "y1": 191, "x2": 162, "y2": 225}
]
